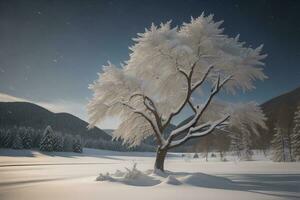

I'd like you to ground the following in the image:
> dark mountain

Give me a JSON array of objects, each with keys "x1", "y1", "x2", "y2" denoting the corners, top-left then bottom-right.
[
  {"x1": 260, "y1": 86, "x2": 300, "y2": 147},
  {"x1": 0, "y1": 102, "x2": 111, "y2": 141}
]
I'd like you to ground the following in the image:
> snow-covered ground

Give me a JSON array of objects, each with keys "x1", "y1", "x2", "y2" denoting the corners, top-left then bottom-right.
[{"x1": 0, "y1": 148, "x2": 299, "y2": 200}]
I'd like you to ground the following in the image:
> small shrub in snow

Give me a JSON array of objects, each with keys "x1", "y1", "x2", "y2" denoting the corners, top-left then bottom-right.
[
  {"x1": 193, "y1": 153, "x2": 199, "y2": 158},
  {"x1": 123, "y1": 163, "x2": 142, "y2": 179},
  {"x1": 96, "y1": 172, "x2": 115, "y2": 182},
  {"x1": 96, "y1": 163, "x2": 148, "y2": 183}
]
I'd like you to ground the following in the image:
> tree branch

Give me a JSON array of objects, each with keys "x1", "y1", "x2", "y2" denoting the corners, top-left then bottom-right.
[
  {"x1": 168, "y1": 115, "x2": 230, "y2": 149},
  {"x1": 112, "y1": 101, "x2": 165, "y2": 146},
  {"x1": 191, "y1": 65, "x2": 214, "y2": 92},
  {"x1": 128, "y1": 93, "x2": 163, "y2": 132},
  {"x1": 188, "y1": 100, "x2": 197, "y2": 114},
  {"x1": 163, "y1": 74, "x2": 233, "y2": 148}
]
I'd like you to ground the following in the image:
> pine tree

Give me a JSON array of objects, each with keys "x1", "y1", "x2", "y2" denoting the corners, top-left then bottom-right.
[
  {"x1": 22, "y1": 127, "x2": 33, "y2": 149},
  {"x1": 291, "y1": 105, "x2": 300, "y2": 161},
  {"x1": 53, "y1": 132, "x2": 64, "y2": 151},
  {"x1": 0, "y1": 128, "x2": 6, "y2": 147},
  {"x1": 12, "y1": 133, "x2": 23, "y2": 149},
  {"x1": 271, "y1": 126, "x2": 292, "y2": 162},
  {"x1": 230, "y1": 124, "x2": 253, "y2": 161},
  {"x1": 193, "y1": 153, "x2": 199, "y2": 158},
  {"x1": 2, "y1": 129, "x2": 13, "y2": 148},
  {"x1": 40, "y1": 126, "x2": 55, "y2": 152},
  {"x1": 72, "y1": 136, "x2": 82, "y2": 153},
  {"x1": 230, "y1": 133, "x2": 243, "y2": 158}
]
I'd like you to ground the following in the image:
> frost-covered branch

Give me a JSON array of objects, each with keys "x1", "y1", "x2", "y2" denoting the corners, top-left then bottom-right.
[
  {"x1": 128, "y1": 93, "x2": 163, "y2": 132},
  {"x1": 188, "y1": 100, "x2": 197, "y2": 113},
  {"x1": 112, "y1": 101, "x2": 165, "y2": 145},
  {"x1": 164, "y1": 74, "x2": 232, "y2": 148},
  {"x1": 191, "y1": 65, "x2": 213, "y2": 92},
  {"x1": 168, "y1": 115, "x2": 230, "y2": 149}
]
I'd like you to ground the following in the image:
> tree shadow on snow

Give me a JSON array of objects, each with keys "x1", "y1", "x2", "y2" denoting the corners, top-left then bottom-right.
[{"x1": 166, "y1": 171, "x2": 300, "y2": 199}]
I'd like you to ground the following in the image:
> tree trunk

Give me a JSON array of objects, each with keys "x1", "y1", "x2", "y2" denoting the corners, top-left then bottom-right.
[{"x1": 154, "y1": 147, "x2": 168, "y2": 171}]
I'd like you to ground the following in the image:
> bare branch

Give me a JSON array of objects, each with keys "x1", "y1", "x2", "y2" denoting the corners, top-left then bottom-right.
[
  {"x1": 112, "y1": 101, "x2": 165, "y2": 145},
  {"x1": 128, "y1": 93, "x2": 163, "y2": 132},
  {"x1": 191, "y1": 65, "x2": 214, "y2": 92},
  {"x1": 164, "y1": 74, "x2": 233, "y2": 148},
  {"x1": 188, "y1": 99, "x2": 197, "y2": 113}
]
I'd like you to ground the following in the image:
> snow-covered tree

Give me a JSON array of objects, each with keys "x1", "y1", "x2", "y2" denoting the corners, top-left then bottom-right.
[
  {"x1": 271, "y1": 126, "x2": 292, "y2": 162},
  {"x1": 291, "y1": 105, "x2": 300, "y2": 161},
  {"x1": 87, "y1": 14, "x2": 267, "y2": 171},
  {"x1": 0, "y1": 129, "x2": 13, "y2": 148},
  {"x1": 230, "y1": 132, "x2": 243, "y2": 158},
  {"x1": 22, "y1": 127, "x2": 33, "y2": 149},
  {"x1": 53, "y1": 132, "x2": 64, "y2": 151},
  {"x1": 230, "y1": 125, "x2": 253, "y2": 160},
  {"x1": 40, "y1": 126, "x2": 55, "y2": 152},
  {"x1": 72, "y1": 136, "x2": 83, "y2": 153},
  {"x1": 12, "y1": 132, "x2": 23, "y2": 149}
]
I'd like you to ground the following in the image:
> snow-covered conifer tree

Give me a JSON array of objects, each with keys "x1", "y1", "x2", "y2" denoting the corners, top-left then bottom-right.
[
  {"x1": 271, "y1": 126, "x2": 292, "y2": 162},
  {"x1": 40, "y1": 126, "x2": 55, "y2": 152},
  {"x1": 230, "y1": 131, "x2": 243, "y2": 158},
  {"x1": 12, "y1": 132, "x2": 23, "y2": 149},
  {"x1": 1, "y1": 129, "x2": 13, "y2": 148},
  {"x1": 87, "y1": 14, "x2": 267, "y2": 171},
  {"x1": 0, "y1": 129, "x2": 4, "y2": 147},
  {"x1": 72, "y1": 136, "x2": 82, "y2": 153},
  {"x1": 291, "y1": 105, "x2": 300, "y2": 161},
  {"x1": 22, "y1": 127, "x2": 33, "y2": 149},
  {"x1": 53, "y1": 132, "x2": 64, "y2": 151},
  {"x1": 231, "y1": 124, "x2": 253, "y2": 160}
]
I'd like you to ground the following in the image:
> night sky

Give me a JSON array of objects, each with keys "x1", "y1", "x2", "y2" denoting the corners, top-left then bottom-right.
[{"x1": 0, "y1": 0, "x2": 299, "y2": 128}]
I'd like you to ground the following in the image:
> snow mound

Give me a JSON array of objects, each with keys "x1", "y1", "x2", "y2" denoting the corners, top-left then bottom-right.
[
  {"x1": 96, "y1": 163, "x2": 160, "y2": 186},
  {"x1": 163, "y1": 175, "x2": 182, "y2": 185},
  {"x1": 96, "y1": 164, "x2": 235, "y2": 188},
  {"x1": 180, "y1": 173, "x2": 233, "y2": 188}
]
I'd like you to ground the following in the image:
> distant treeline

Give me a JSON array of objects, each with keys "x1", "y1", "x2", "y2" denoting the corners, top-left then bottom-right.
[
  {"x1": 0, "y1": 126, "x2": 83, "y2": 153},
  {"x1": 0, "y1": 125, "x2": 155, "y2": 152}
]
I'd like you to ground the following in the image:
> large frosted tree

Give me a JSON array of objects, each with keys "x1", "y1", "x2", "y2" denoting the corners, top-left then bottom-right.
[{"x1": 87, "y1": 14, "x2": 267, "y2": 171}]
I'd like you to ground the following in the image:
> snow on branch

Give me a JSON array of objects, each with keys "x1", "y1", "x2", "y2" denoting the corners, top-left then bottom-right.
[
  {"x1": 168, "y1": 115, "x2": 230, "y2": 148},
  {"x1": 164, "y1": 74, "x2": 232, "y2": 147}
]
